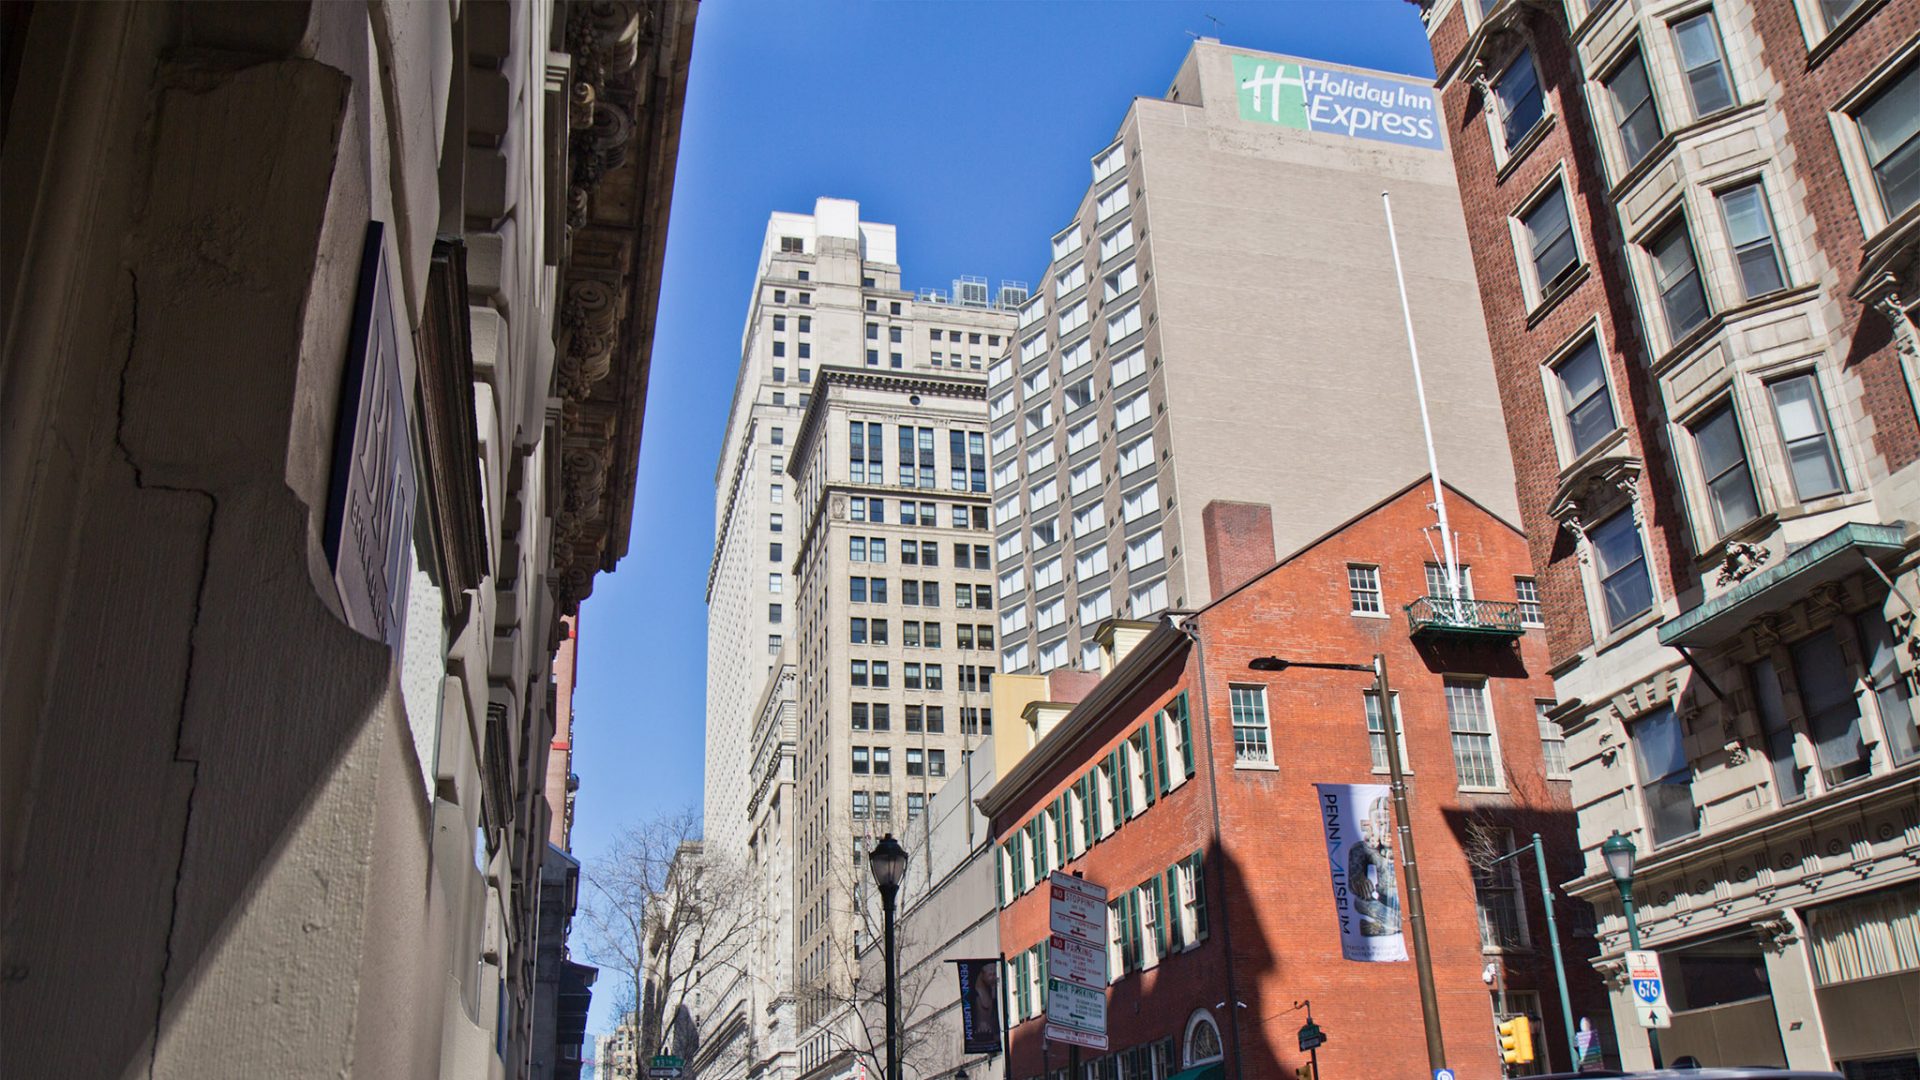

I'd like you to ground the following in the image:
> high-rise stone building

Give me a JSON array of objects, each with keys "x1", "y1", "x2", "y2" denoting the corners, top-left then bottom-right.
[
  {"x1": 1414, "y1": 0, "x2": 1920, "y2": 1070},
  {"x1": 701, "y1": 199, "x2": 1019, "y2": 1080},
  {"x1": 989, "y1": 38, "x2": 1523, "y2": 677}
]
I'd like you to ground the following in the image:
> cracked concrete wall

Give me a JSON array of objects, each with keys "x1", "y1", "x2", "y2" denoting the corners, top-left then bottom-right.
[{"x1": 1, "y1": 2, "x2": 546, "y2": 1078}]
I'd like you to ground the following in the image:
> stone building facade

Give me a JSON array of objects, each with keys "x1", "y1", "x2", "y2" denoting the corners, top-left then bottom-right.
[
  {"x1": 1416, "y1": 0, "x2": 1920, "y2": 1069},
  {"x1": 0, "y1": 2, "x2": 692, "y2": 1076},
  {"x1": 983, "y1": 485, "x2": 1603, "y2": 1079}
]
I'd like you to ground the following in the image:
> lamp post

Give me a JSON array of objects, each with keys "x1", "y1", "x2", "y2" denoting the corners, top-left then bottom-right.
[
  {"x1": 871, "y1": 834, "x2": 910, "y2": 1080},
  {"x1": 1601, "y1": 830, "x2": 1661, "y2": 1068},
  {"x1": 1248, "y1": 653, "x2": 1446, "y2": 1072}
]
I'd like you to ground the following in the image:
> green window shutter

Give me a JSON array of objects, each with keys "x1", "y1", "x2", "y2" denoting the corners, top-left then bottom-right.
[
  {"x1": 1179, "y1": 692, "x2": 1196, "y2": 777},
  {"x1": 1107, "y1": 902, "x2": 1120, "y2": 981},
  {"x1": 1153, "y1": 875, "x2": 1170, "y2": 959},
  {"x1": 1139, "y1": 727, "x2": 1157, "y2": 807},
  {"x1": 1118, "y1": 749, "x2": 1134, "y2": 820},
  {"x1": 1054, "y1": 795, "x2": 1067, "y2": 865},
  {"x1": 1191, "y1": 851, "x2": 1210, "y2": 941},
  {"x1": 1125, "y1": 889, "x2": 1141, "y2": 970},
  {"x1": 1154, "y1": 711, "x2": 1170, "y2": 795},
  {"x1": 995, "y1": 844, "x2": 1007, "y2": 907},
  {"x1": 1165, "y1": 867, "x2": 1182, "y2": 951},
  {"x1": 1030, "y1": 819, "x2": 1043, "y2": 882}
]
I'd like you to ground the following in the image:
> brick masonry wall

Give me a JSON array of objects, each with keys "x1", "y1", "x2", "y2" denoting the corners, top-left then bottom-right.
[
  {"x1": 1428, "y1": 5, "x2": 1695, "y2": 666},
  {"x1": 992, "y1": 481, "x2": 1606, "y2": 1080},
  {"x1": 1201, "y1": 501, "x2": 1278, "y2": 599},
  {"x1": 1748, "y1": 0, "x2": 1920, "y2": 473}
]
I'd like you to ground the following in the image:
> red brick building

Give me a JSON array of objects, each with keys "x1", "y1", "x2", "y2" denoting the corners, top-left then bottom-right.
[
  {"x1": 981, "y1": 484, "x2": 1606, "y2": 1080},
  {"x1": 1412, "y1": 0, "x2": 1920, "y2": 1070}
]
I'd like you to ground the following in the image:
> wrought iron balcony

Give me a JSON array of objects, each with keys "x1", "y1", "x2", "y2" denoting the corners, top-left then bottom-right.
[{"x1": 1404, "y1": 595, "x2": 1526, "y2": 640}]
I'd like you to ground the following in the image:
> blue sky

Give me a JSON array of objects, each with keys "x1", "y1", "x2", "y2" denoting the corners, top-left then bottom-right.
[{"x1": 573, "y1": 0, "x2": 1439, "y2": 1039}]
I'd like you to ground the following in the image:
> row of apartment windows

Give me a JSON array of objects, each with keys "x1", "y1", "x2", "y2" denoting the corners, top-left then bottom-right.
[
  {"x1": 846, "y1": 497, "x2": 991, "y2": 531},
  {"x1": 848, "y1": 745, "x2": 947, "y2": 777},
  {"x1": 847, "y1": 576, "x2": 995, "y2": 610},
  {"x1": 1003, "y1": 852, "x2": 1207, "y2": 1031},
  {"x1": 847, "y1": 617, "x2": 997, "y2": 648},
  {"x1": 1226, "y1": 680, "x2": 1569, "y2": 788},
  {"x1": 850, "y1": 659, "x2": 947, "y2": 690},
  {"x1": 1631, "y1": 611, "x2": 1920, "y2": 848},
  {"x1": 850, "y1": 702, "x2": 982, "y2": 733},
  {"x1": 846, "y1": 423, "x2": 989, "y2": 492},
  {"x1": 850, "y1": 789, "x2": 931, "y2": 822},
  {"x1": 999, "y1": 695, "x2": 1197, "y2": 906}
]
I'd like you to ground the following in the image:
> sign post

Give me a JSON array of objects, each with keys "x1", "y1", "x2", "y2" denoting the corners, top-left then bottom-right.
[
  {"x1": 1625, "y1": 951, "x2": 1672, "y2": 1030},
  {"x1": 1045, "y1": 872, "x2": 1109, "y2": 1052}
]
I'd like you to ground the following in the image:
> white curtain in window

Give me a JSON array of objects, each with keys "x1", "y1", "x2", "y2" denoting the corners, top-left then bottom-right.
[{"x1": 1807, "y1": 883, "x2": 1920, "y2": 985}]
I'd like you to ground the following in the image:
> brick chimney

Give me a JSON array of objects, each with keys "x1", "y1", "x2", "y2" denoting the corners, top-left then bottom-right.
[{"x1": 1202, "y1": 500, "x2": 1276, "y2": 598}]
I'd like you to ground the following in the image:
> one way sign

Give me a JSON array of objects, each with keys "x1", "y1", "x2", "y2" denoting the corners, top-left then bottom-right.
[{"x1": 1626, "y1": 950, "x2": 1672, "y2": 1029}]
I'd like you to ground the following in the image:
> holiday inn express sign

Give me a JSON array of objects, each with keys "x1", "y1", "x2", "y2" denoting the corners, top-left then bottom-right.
[{"x1": 1232, "y1": 55, "x2": 1443, "y2": 150}]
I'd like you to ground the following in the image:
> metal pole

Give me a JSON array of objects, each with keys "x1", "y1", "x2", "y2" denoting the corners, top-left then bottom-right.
[
  {"x1": 885, "y1": 889, "x2": 901, "y2": 1080},
  {"x1": 998, "y1": 954, "x2": 1012, "y2": 1080},
  {"x1": 1306, "y1": 1000, "x2": 1320, "y2": 1080},
  {"x1": 1376, "y1": 652, "x2": 1446, "y2": 1070},
  {"x1": 1619, "y1": 884, "x2": 1662, "y2": 1068},
  {"x1": 1531, "y1": 834, "x2": 1577, "y2": 1068},
  {"x1": 1382, "y1": 191, "x2": 1463, "y2": 603}
]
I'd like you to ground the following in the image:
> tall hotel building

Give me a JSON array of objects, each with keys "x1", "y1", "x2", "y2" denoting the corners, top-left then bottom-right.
[
  {"x1": 990, "y1": 39, "x2": 1524, "y2": 678},
  {"x1": 1415, "y1": 0, "x2": 1920, "y2": 1070},
  {"x1": 702, "y1": 199, "x2": 1019, "y2": 1080}
]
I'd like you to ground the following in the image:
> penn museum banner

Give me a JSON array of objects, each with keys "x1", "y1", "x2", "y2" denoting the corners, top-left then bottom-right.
[{"x1": 1314, "y1": 783, "x2": 1408, "y2": 963}]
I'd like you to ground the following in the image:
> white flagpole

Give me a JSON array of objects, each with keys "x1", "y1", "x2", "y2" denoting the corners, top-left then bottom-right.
[{"x1": 1382, "y1": 190, "x2": 1462, "y2": 603}]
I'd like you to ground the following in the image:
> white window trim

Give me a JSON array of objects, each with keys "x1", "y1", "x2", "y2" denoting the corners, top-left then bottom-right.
[
  {"x1": 1628, "y1": 199, "x2": 1716, "y2": 357},
  {"x1": 1672, "y1": 389, "x2": 1769, "y2": 552},
  {"x1": 1506, "y1": 167, "x2": 1586, "y2": 310},
  {"x1": 1482, "y1": 43, "x2": 1554, "y2": 172},
  {"x1": 1576, "y1": 502, "x2": 1663, "y2": 647},
  {"x1": 1444, "y1": 675, "x2": 1508, "y2": 793},
  {"x1": 1228, "y1": 683, "x2": 1278, "y2": 771},
  {"x1": 1537, "y1": 321, "x2": 1625, "y2": 469},
  {"x1": 1826, "y1": 38, "x2": 1920, "y2": 244}
]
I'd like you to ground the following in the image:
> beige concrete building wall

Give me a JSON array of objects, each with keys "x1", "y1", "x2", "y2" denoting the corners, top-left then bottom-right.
[{"x1": 990, "y1": 39, "x2": 1519, "y2": 676}]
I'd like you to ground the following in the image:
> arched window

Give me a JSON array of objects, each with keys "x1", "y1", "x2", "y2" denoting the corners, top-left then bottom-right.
[{"x1": 1183, "y1": 1009, "x2": 1223, "y2": 1067}]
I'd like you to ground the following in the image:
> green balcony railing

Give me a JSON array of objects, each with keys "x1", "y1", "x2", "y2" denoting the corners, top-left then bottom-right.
[{"x1": 1404, "y1": 595, "x2": 1526, "y2": 639}]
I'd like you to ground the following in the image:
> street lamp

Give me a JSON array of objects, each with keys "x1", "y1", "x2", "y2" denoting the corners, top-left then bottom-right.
[
  {"x1": 870, "y1": 834, "x2": 910, "y2": 1080},
  {"x1": 1248, "y1": 653, "x2": 1447, "y2": 1073},
  {"x1": 1601, "y1": 831, "x2": 1661, "y2": 1067}
]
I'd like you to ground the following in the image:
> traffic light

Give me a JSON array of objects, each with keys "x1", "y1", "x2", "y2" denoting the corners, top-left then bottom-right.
[
  {"x1": 1294, "y1": 1064, "x2": 1316, "y2": 1080},
  {"x1": 1498, "y1": 1015, "x2": 1534, "y2": 1064}
]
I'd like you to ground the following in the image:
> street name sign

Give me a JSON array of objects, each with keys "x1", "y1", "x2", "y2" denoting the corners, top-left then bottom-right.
[
  {"x1": 1626, "y1": 950, "x2": 1672, "y2": 1029},
  {"x1": 1297, "y1": 1020, "x2": 1325, "y2": 1052},
  {"x1": 1046, "y1": 872, "x2": 1109, "y2": 1050}
]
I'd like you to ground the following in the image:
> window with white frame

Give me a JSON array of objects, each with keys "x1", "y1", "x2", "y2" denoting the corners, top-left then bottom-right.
[
  {"x1": 1648, "y1": 214, "x2": 1710, "y2": 340},
  {"x1": 990, "y1": 424, "x2": 1017, "y2": 457},
  {"x1": 990, "y1": 356, "x2": 1015, "y2": 387},
  {"x1": 1111, "y1": 347, "x2": 1147, "y2": 388},
  {"x1": 1518, "y1": 179, "x2": 1581, "y2": 301},
  {"x1": 1425, "y1": 561, "x2": 1473, "y2": 599},
  {"x1": 1445, "y1": 678, "x2": 1502, "y2": 788},
  {"x1": 1106, "y1": 303, "x2": 1142, "y2": 345},
  {"x1": 1032, "y1": 517, "x2": 1060, "y2": 549},
  {"x1": 1716, "y1": 183, "x2": 1787, "y2": 301},
  {"x1": 1067, "y1": 417, "x2": 1100, "y2": 455},
  {"x1": 1058, "y1": 299, "x2": 1089, "y2": 337},
  {"x1": 1055, "y1": 261, "x2": 1086, "y2": 299},
  {"x1": 1038, "y1": 639, "x2": 1067, "y2": 673},
  {"x1": 1076, "y1": 544, "x2": 1109, "y2": 578},
  {"x1": 989, "y1": 391, "x2": 1013, "y2": 423},
  {"x1": 1114, "y1": 388, "x2": 1151, "y2": 431},
  {"x1": 993, "y1": 493, "x2": 1018, "y2": 527},
  {"x1": 1493, "y1": 48, "x2": 1546, "y2": 153},
  {"x1": 1551, "y1": 337, "x2": 1618, "y2": 462},
  {"x1": 1069, "y1": 458, "x2": 1102, "y2": 496},
  {"x1": 1364, "y1": 690, "x2": 1409, "y2": 772},
  {"x1": 1029, "y1": 477, "x2": 1059, "y2": 513},
  {"x1": 1036, "y1": 597, "x2": 1066, "y2": 632},
  {"x1": 1079, "y1": 588, "x2": 1113, "y2": 625},
  {"x1": 1025, "y1": 402, "x2": 1054, "y2": 436},
  {"x1": 1118, "y1": 434, "x2": 1156, "y2": 476},
  {"x1": 1672, "y1": 11, "x2": 1736, "y2": 119},
  {"x1": 1093, "y1": 142, "x2": 1126, "y2": 184},
  {"x1": 1537, "y1": 700, "x2": 1569, "y2": 780},
  {"x1": 1349, "y1": 565, "x2": 1383, "y2": 614},
  {"x1": 1104, "y1": 262, "x2": 1139, "y2": 302},
  {"x1": 1855, "y1": 60, "x2": 1919, "y2": 220},
  {"x1": 1473, "y1": 826, "x2": 1528, "y2": 951},
  {"x1": 1630, "y1": 705, "x2": 1697, "y2": 844},
  {"x1": 1128, "y1": 575, "x2": 1167, "y2": 617},
  {"x1": 1229, "y1": 685, "x2": 1273, "y2": 764},
  {"x1": 1072, "y1": 501, "x2": 1106, "y2": 538},
  {"x1": 998, "y1": 564, "x2": 1026, "y2": 598},
  {"x1": 1100, "y1": 221, "x2": 1134, "y2": 262},
  {"x1": 1001, "y1": 603, "x2": 1029, "y2": 635},
  {"x1": 1065, "y1": 376, "x2": 1096, "y2": 414},
  {"x1": 1590, "y1": 508, "x2": 1654, "y2": 630},
  {"x1": 1003, "y1": 640, "x2": 1031, "y2": 673},
  {"x1": 1060, "y1": 338, "x2": 1093, "y2": 376},
  {"x1": 1515, "y1": 577, "x2": 1543, "y2": 626},
  {"x1": 992, "y1": 458, "x2": 1019, "y2": 490},
  {"x1": 1768, "y1": 372, "x2": 1847, "y2": 502},
  {"x1": 1690, "y1": 401, "x2": 1760, "y2": 537},
  {"x1": 997, "y1": 531, "x2": 1024, "y2": 563},
  {"x1": 1052, "y1": 225, "x2": 1084, "y2": 263},
  {"x1": 1027, "y1": 441, "x2": 1057, "y2": 476},
  {"x1": 1096, "y1": 182, "x2": 1131, "y2": 222},
  {"x1": 1117, "y1": 528, "x2": 1163, "y2": 573},
  {"x1": 1605, "y1": 47, "x2": 1663, "y2": 171},
  {"x1": 1019, "y1": 331, "x2": 1047, "y2": 365},
  {"x1": 1121, "y1": 481, "x2": 1160, "y2": 523},
  {"x1": 1034, "y1": 555, "x2": 1063, "y2": 590}
]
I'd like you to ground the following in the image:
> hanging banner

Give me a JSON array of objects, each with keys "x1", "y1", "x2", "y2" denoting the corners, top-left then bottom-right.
[
  {"x1": 951, "y1": 959, "x2": 1003, "y2": 1055},
  {"x1": 1314, "y1": 783, "x2": 1408, "y2": 962}
]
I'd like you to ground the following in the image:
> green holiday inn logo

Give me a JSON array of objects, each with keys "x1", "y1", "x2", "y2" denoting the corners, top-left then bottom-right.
[{"x1": 1233, "y1": 55, "x2": 1310, "y2": 128}]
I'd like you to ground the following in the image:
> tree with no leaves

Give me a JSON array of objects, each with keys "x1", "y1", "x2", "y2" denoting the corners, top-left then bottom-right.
[{"x1": 580, "y1": 807, "x2": 756, "y2": 1079}]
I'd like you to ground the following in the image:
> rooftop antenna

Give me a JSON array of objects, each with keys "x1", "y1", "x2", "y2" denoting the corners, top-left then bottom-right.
[
  {"x1": 1383, "y1": 190, "x2": 1463, "y2": 606},
  {"x1": 1185, "y1": 15, "x2": 1223, "y2": 39}
]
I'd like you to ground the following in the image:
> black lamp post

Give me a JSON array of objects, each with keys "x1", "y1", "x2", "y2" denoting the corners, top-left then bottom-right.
[
  {"x1": 1601, "y1": 830, "x2": 1661, "y2": 1067},
  {"x1": 870, "y1": 834, "x2": 910, "y2": 1080}
]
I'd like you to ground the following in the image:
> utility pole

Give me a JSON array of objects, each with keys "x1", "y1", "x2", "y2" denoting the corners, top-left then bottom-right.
[{"x1": 1376, "y1": 652, "x2": 1446, "y2": 1071}]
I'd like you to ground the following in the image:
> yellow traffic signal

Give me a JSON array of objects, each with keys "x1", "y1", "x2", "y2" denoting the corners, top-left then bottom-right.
[
  {"x1": 1498, "y1": 1015, "x2": 1534, "y2": 1064},
  {"x1": 1294, "y1": 1065, "x2": 1316, "y2": 1080}
]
